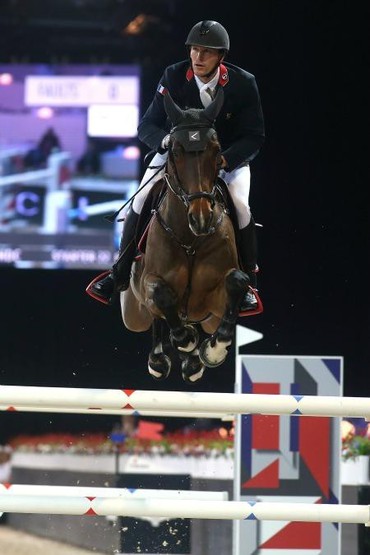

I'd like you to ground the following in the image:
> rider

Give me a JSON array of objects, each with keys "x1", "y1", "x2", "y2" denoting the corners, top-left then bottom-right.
[{"x1": 87, "y1": 20, "x2": 265, "y2": 311}]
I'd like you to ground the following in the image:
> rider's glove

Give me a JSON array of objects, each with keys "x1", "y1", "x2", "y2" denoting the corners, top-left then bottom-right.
[
  {"x1": 220, "y1": 155, "x2": 228, "y2": 170},
  {"x1": 161, "y1": 134, "x2": 171, "y2": 150}
]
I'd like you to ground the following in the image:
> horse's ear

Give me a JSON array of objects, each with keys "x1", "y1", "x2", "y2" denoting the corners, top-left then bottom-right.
[
  {"x1": 203, "y1": 87, "x2": 224, "y2": 122},
  {"x1": 163, "y1": 91, "x2": 184, "y2": 126}
]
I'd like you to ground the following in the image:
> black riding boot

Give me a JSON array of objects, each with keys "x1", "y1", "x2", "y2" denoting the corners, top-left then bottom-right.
[
  {"x1": 89, "y1": 207, "x2": 140, "y2": 304},
  {"x1": 238, "y1": 218, "x2": 259, "y2": 312}
]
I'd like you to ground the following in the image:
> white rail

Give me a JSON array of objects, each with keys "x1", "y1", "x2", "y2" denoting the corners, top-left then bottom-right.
[
  {"x1": 1, "y1": 385, "x2": 369, "y2": 419},
  {"x1": 0, "y1": 496, "x2": 368, "y2": 524},
  {"x1": 0, "y1": 484, "x2": 227, "y2": 501},
  {"x1": 0, "y1": 403, "x2": 231, "y2": 419}
]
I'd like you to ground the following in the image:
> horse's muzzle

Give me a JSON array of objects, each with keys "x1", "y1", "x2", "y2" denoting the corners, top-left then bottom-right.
[{"x1": 188, "y1": 201, "x2": 215, "y2": 236}]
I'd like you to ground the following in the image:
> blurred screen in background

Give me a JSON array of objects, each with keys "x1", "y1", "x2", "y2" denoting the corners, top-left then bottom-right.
[{"x1": 0, "y1": 63, "x2": 141, "y2": 270}]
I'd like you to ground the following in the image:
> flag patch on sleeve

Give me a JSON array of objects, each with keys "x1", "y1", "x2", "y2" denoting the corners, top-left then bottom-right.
[{"x1": 157, "y1": 84, "x2": 167, "y2": 95}]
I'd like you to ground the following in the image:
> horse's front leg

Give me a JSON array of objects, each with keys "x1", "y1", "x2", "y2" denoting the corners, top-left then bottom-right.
[
  {"x1": 145, "y1": 275, "x2": 198, "y2": 353},
  {"x1": 148, "y1": 318, "x2": 172, "y2": 380},
  {"x1": 145, "y1": 276, "x2": 199, "y2": 353},
  {"x1": 199, "y1": 269, "x2": 249, "y2": 367}
]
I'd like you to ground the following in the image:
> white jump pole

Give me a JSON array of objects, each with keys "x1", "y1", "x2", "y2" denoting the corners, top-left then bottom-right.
[
  {"x1": 0, "y1": 496, "x2": 369, "y2": 524},
  {"x1": 1, "y1": 385, "x2": 370, "y2": 419},
  {"x1": 0, "y1": 484, "x2": 227, "y2": 501},
  {"x1": 0, "y1": 404, "x2": 231, "y2": 420}
]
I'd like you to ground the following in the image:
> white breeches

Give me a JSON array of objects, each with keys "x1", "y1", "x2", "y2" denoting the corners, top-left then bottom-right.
[
  {"x1": 132, "y1": 152, "x2": 251, "y2": 229},
  {"x1": 219, "y1": 165, "x2": 251, "y2": 228},
  {"x1": 132, "y1": 152, "x2": 167, "y2": 214}
]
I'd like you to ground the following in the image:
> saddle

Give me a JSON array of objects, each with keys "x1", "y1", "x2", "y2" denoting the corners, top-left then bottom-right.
[{"x1": 134, "y1": 177, "x2": 241, "y2": 257}]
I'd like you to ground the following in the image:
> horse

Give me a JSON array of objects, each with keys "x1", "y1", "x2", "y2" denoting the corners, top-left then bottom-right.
[{"x1": 120, "y1": 88, "x2": 263, "y2": 383}]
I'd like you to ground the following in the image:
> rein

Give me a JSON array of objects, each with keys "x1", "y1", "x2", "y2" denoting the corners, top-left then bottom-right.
[
  {"x1": 104, "y1": 160, "x2": 166, "y2": 223},
  {"x1": 154, "y1": 209, "x2": 196, "y2": 256}
]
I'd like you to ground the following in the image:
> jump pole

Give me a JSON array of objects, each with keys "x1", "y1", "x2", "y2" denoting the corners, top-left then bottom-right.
[
  {"x1": 0, "y1": 496, "x2": 369, "y2": 524},
  {"x1": 0, "y1": 484, "x2": 227, "y2": 501},
  {"x1": 1, "y1": 385, "x2": 370, "y2": 419},
  {"x1": 0, "y1": 405, "x2": 232, "y2": 420}
]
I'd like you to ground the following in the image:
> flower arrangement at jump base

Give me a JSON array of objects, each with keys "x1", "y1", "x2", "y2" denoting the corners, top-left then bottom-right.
[
  {"x1": 8, "y1": 419, "x2": 370, "y2": 462},
  {"x1": 341, "y1": 419, "x2": 370, "y2": 461},
  {"x1": 8, "y1": 424, "x2": 234, "y2": 459}
]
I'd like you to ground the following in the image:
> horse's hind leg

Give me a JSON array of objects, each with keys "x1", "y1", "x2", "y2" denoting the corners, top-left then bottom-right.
[
  {"x1": 148, "y1": 318, "x2": 171, "y2": 380},
  {"x1": 199, "y1": 269, "x2": 249, "y2": 367},
  {"x1": 149, "y1": 278, "x2": 199, "y2": 353}
]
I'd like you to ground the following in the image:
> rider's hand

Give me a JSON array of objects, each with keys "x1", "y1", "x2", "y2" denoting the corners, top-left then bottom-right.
[
  {"x1": 161, "y1": 134, "x2": 171, "y2": 150},
  {"x1": 220, "y1": 155, "x2": 228, "y2": 169}
]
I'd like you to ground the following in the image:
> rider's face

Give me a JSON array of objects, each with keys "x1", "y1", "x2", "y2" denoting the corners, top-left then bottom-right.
[{"x1": 190, "y1": 46, "x2": 223, "y2": 82}]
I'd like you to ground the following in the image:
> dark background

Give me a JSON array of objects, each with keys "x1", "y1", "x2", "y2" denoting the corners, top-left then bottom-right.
[{"x1": 0, "y1": 1, "x2": 368, "y2": 442}]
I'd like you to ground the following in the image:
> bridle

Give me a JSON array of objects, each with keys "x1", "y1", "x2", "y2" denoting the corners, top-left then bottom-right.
[
  {"x1": 153, "y1": 119, "x2": 226, "y2": 252},
  {"x1": 163, "y1": 121, "x2": 222, "y2": 209}
]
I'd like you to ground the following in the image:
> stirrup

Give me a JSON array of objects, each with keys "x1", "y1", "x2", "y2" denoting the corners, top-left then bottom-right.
[
  {"x1": 85, "y1": 270, "x2": 113, "y2": 305},
  {"x1": 239, "y1": 287, "x2": 264, "y2": 317}
]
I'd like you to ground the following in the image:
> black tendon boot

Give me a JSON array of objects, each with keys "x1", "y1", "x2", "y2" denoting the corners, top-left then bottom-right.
[
  {"x1": 86, "y1": 207, "x2": 140, "y2": 304},
  {"x1": 238, "y1": 218, "x2": 259, "y2": 312}
]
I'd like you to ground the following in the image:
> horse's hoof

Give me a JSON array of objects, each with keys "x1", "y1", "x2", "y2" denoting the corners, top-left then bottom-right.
[
  {"x1": 181, "y1": 354, "x2": 205, "y2": 384},
  {"x1": 170, "y1": 324, "x2": 199, "y2": 353},
  {"x1": 148, "y1": 352, "x2": 171, "y2": 380},
  {"x1": 199, "y1": 336, "x2": 231, "y2": 368}
]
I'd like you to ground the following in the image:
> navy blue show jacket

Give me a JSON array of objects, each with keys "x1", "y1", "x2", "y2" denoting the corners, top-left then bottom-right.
[{"x1": 137, "y1": 60, "x2": 265, "y2": 172}]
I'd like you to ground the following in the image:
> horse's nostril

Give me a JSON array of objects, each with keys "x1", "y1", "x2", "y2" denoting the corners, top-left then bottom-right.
[
  {"x1": 188, "y1": 208, "x2": 214, "y2": 236},
  {"x1": 189, "y1": 212, "x2": 197, "y2": 228}
]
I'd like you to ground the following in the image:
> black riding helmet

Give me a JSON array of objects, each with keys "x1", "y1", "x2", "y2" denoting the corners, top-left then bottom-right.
[{"x1": 185, "y1": 20, "x2": 230, "y2": 53}]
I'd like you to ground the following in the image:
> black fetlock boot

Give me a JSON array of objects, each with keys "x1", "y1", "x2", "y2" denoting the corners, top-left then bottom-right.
[
  {"x1": 238, "y1": 217, "x2": 260, "y2": 312},
  {"x1": 86, "y1": 207, "x2": 140, "y2": 305}
]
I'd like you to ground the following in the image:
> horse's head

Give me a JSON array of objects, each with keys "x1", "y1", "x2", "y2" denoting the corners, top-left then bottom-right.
[{"x1": 163, "y1": 89, "x2": 224, "y2": 236}]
